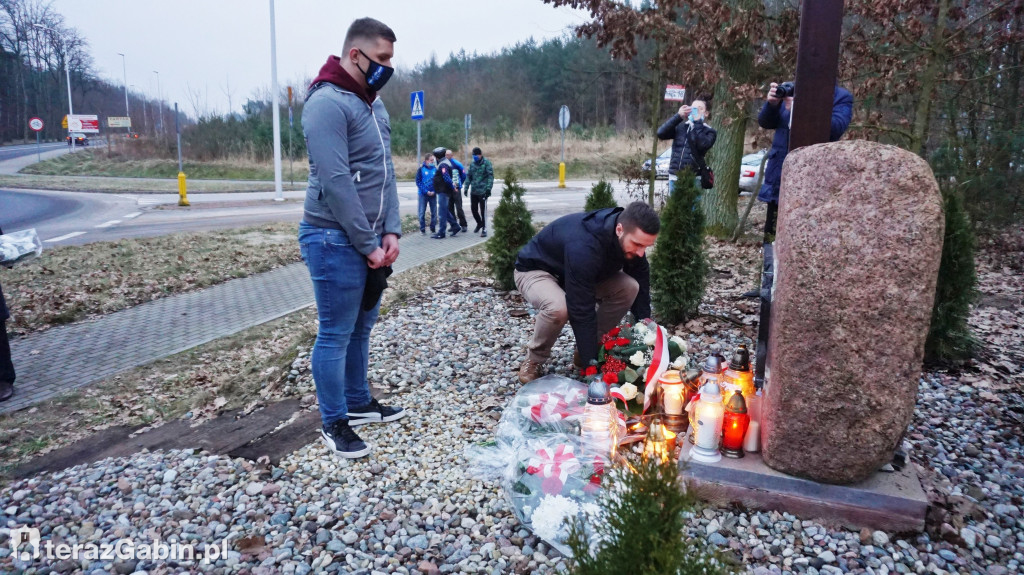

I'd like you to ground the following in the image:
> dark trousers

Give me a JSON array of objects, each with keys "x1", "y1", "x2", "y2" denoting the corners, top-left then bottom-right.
[
  {"x1": 0, "y1": 320, "x2": 14, "y2": 386},
  {"x1": 470, "y1": 195, "x2": 488, "y2": 230},
  {"x1": 764, "y1": 201, "x2": 779, "y2": 242},
  {"x1": 449, "y1": 191, "x2": 468, "y2": 229}
]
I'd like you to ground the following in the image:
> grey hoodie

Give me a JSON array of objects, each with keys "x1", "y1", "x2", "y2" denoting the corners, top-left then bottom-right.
[{"x1": 302, "y1": 84, "x2": 401, "y2": 256}]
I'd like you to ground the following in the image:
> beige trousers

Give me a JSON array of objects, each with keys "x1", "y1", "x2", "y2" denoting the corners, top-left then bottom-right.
[{"x1": 514, "y1": 269, "x2": 639, "y2": 364}]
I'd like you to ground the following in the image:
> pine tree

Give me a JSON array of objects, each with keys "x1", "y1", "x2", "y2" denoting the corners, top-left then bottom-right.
[
  {"x1": 487, "y1": 168, "x2": 536, "y2": 290},
  {"x1": 566, "y1": 456, "x2": 731, "y2": 575},
  {"x1": 584, "y1": 179, "x2": 618, "y2": 211},
  {"x1": 649, "y1": 171, "x2": 708, "y2": 324},
  {"x1": 925, "y1": 184, "x2": 978, "y2": 364}
]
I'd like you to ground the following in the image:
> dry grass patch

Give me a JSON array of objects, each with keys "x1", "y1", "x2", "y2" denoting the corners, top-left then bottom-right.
[{"x1": 4, "y1": 222, "x2": 301, "y2": 334}]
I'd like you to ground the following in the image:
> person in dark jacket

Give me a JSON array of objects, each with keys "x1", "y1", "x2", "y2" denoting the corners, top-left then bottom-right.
[
  {"x1": 446, "y1": 149, "x2": 469, "y2": 231},
  {"x1": 514, "y1": 202, "x2": 660, "y2": 384},
  {"x1": 431, "y1": 147, "x2": 462, "y2": 238},
  {"x1": 0, "y1": 225, "x2": 14, "y2": 402},
  {"x1": 464, "y1": 147, "x2": 494, "y2": 237},
  {"x1": 656, "y1": 98, "x2": 717, "y2": 186},
  {"x1": 757, "y1": 83, "x2": 853, "y2": 237}
]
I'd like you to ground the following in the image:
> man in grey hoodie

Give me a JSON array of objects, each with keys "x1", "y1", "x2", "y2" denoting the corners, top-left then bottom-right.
[{"x1": 299, "y1": 17, "x2": 405, "y2": 458}]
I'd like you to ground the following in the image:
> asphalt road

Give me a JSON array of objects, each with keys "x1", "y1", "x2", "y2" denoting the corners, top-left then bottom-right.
[
  {"x1": 0, "y1": 182, "x2": 597, "y2": 246},
  {"x1": 0, "y1": 141, "x2": 69, "y2": 162}
]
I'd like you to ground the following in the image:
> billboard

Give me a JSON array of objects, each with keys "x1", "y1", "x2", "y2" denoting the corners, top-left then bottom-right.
[
  {"x1": 68, "y1": 114, "x2": 100, "y2": 133},
  {"x1": 107, "y1": 116, "x2": 132, "y2": 128}
]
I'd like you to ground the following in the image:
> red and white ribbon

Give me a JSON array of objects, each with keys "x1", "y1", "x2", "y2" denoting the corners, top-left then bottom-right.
[
  {"x1": 522, "y1": 388, "x2": 585, "y2": 424},
  {"x1": 642, "y1": 322, "x2": 670, "y2": 414},
  {"x1": 526, "y1": 444, "x2": 581, "y2": 495}
]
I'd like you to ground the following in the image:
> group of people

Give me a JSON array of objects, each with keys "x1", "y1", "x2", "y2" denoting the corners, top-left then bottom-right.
[{"x1": 415, "y1": 146, "x2": 494, "y2": 238}]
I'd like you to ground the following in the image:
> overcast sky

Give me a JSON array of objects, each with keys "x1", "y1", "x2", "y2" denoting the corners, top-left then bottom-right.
[{"x1": 50, "y1": 0, "x2": 590, "y2": 118}]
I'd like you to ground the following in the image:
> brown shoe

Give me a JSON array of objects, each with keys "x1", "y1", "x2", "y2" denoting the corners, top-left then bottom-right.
[
  {"x1": 518, "y1": 360, "x2": 543, "y2": 384},
  {"x1": 573, "y1": 350, "x2": 584, "y2": 369}
]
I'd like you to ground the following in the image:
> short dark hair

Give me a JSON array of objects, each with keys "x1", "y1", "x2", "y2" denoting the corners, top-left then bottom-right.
[
  {"x1": 344, "y1": 18, "x2": 396, "y2": 50},
  {"x1": 619, "y1": 201, "x2": 660, "y2": 235},
  {"x1": 472, "y1": 147, "x2": 482, "y2": 155}
]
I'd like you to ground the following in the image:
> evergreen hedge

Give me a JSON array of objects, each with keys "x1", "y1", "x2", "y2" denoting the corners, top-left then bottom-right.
[
  {"x1": 584, "y1": 179, "x2": 618, "y2": 211},
  {"x1": 566, "y1": 456, "x2": 731, "y2": 575},
  {"x1": 649, "y1": 171, "x2": 708, "y2": 324},
  {"x1": 925, "y1": 184, "x2": 978, "y2": 364},
  {"x1": 487, "y1": 168, "x2": 536, "y2": 290}
]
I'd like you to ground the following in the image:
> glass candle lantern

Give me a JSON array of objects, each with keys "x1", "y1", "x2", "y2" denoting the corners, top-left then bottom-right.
[
  {"x1": 688, "y1": 381, "x2": 724, "y2": 463},
  {"x1": 643, "y1": 416, "x2": 670, "y2": 463},
  {"x1": 722, "y1": 345, "x2": 754, "y2": 399},
  {"x1": 581, "y1": 380, "x2": 618, "y2": 457},
  {"x1": 699, "y1": 354, "x2": 726, "y2": 393},
  {"x1": 658, "y1": 371, "x2": 685, "y2": 414},
  {"x1": 721, "y1": 390, "x2": 750, "y2": 458}
]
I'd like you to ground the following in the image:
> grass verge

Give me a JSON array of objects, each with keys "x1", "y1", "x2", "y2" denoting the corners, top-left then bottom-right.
[
  {"x1": 21, "y1": 149, "x2": 311, "y2": 182},
  {"x1": 0, "y1": 243, "x2": 490, "y2": 481},
  {"x1": 4, "y1": 222, "x2": 301, "y2": 335}
]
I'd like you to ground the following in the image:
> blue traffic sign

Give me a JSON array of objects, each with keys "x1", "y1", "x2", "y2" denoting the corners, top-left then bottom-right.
[{"x1": 410, "y1": 91, "x2": 424, "y2": 120}]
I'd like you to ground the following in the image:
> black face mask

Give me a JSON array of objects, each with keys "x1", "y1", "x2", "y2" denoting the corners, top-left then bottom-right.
[{"x1": 357, "y1": 49, "x2": 394, "y2": 91}]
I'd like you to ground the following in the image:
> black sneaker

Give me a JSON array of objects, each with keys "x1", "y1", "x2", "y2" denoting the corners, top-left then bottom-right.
[
  {"x1": 480, "y1": 229, "x2": 487, "y2": 238},
  {"x1": 322, "y1": 419, "x2": 371, "y2": 458},
  {"x1": 473, "y1": 225, "x2": 482, "y2": 233},
  {"x1": 451, "y1": 228, "x2": 460, "y2": 238},
  {"x1": 347, "y1": 398, "x2": 406, "y2": 427}
]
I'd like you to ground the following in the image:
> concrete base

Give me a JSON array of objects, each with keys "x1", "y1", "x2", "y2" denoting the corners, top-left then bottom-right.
[{"x1": 680, "y1": 445, "x2": 928, "y2": 533}]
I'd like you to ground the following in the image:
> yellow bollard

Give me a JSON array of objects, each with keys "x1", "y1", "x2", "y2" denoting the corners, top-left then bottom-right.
[
  {"x1": 558, "y1": 162, "x2": 566, "y2": 188},
  {"x1": 177, "y1": 171, "x2": 190, "y2": 206}
]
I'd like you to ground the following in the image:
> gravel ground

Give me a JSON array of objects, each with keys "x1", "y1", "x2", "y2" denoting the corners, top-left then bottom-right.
[{"x1": 1, "y1": 236, "x2": 1021, "y2": 574}]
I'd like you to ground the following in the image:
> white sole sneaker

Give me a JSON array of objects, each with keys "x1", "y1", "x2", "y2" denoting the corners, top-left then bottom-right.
[
  {"x1": 321, "y1": 428, "x2": 371, "y2": 458},
  {"x1": 347, "y1": 408, "x2": 407, "y2": 427}
]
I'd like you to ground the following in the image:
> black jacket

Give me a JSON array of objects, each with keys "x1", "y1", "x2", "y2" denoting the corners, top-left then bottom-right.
[
  {"x1": 656, "y1": 116, "x2": 717, "y2": 175},
  {"x1": 515, "y1": 207, "x2": 651, "y2": 363},
  {"x1": 432, "y1": 159, "x2": 457, "y2": 197}
]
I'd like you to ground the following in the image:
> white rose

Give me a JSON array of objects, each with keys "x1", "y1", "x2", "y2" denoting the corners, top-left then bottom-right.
[
  {"x1": 629, "y1": 351, "x2": 645, "y2": 367},
  {"x1": 643, "y1": 332, "x2": 657, "y2": 346},
  {"x1": 618, "y1": 382, "x2": 638, "y2": 401},
  {"x1": 671, "y1": 355, "x2": 689, "y2": 370},
  {"x1": 633, "y1": 322, "x2": 648, "y2": 335},
  {"x1": 670, "y1": 335, "x2": 688, "y2": 353}
]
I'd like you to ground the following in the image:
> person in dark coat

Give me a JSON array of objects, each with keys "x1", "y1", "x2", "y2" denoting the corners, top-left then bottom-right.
[
  {"x1": 756, "y1": 82, "x2": 854, "y2": 237},
  {"x1": 0, "y1": 225, "x2": 14, "y2": 402},
  {"x1": 656, "y1": 98, "x2": 717, "y2": 186},
  {"x1": 513, "y1": 202, "x2": 660, "y2": 384}
]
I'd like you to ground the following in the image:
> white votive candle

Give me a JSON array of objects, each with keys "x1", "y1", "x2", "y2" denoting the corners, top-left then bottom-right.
[{"x1": 743, "y1": 421, "x2": 761, "y2": 453}]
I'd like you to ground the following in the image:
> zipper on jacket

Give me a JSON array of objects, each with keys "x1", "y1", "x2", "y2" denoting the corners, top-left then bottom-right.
[{"x1": 369, "y1": 99, "x2": 387, "y2": 232}]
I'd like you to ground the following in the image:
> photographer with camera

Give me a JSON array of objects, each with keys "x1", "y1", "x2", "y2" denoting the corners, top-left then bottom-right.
[{"x1": 756, "y1": 81, "x2": 853, "y2": 239}]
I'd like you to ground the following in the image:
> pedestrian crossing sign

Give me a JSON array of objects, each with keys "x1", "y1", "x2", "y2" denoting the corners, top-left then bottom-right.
[{"x1": 411, "y1": 90, "x2": 424, "y2": 120}]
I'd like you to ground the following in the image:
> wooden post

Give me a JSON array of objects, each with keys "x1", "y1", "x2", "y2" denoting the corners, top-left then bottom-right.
[{"x1": 755, "y1": 0, "x2": 845, "y2": 389}]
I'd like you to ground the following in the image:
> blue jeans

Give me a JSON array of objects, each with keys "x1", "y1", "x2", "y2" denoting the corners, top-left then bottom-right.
[
  {"x1": 418, "y1": 193, "x2": 437, "y2": 232},
  {"x1": 298, "y1": 222, "x2": 378, "y2": 426},
  {"x1": 435, "y1": 193, "x2": 461, "y2": 237}
]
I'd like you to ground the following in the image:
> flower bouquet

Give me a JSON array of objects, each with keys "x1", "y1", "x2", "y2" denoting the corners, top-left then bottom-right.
[
  {"x1": 584, "y1": 320, "x2": 690, "y2": 416},
  {"x1": 0, "y1": 228, "x2": 42, "y2": 267}
]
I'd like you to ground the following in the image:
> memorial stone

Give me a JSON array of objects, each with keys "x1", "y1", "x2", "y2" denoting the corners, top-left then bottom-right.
[{"x1": 761, "y1": 140, "x2": 945, "y2": 484}]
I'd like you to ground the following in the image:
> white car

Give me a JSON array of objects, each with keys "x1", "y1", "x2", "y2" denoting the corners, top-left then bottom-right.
[
  {"x1": 738, "y1": 150, "x2": 767, "y2": 193},
  {"x1": 642, "y1": 148, "x2": 671, "y2": 180}
]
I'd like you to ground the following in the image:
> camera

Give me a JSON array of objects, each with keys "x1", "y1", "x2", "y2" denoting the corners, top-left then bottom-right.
[{"x1": 774, "y1": 82, "x2": 795, "y2": 98}]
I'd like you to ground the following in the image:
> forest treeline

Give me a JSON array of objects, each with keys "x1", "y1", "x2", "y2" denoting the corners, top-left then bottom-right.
[{"x1": 3, "y1": 0, "x2": 1022, "y2": 228}]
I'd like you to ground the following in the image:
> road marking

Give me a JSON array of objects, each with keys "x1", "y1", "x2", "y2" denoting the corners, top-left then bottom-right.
[
  {"x1": 524, "y1": 197, "x2": 553, "y2": 203},
  {"x1": 44, "y1": 231, "x2": 86, "y2": 243},
  {"x1": 95, "y1": 220, "x2": 121, "y2": 228},
  {"x1": 136, "y1": 198, "x2": 163, "y2": 206},
  {"x1": 122, "y1": 212, "x2": 142, "y2": 219}
]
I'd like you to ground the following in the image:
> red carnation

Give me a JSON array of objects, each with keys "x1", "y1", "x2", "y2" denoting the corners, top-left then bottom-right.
[
  {"x1": 583, "y1": 365, "x2": 598, "y2": 377},
  {"x1": 609, "y1": 327, "x2": 621, "y2": 337},
  {"x1": 602, "y1": 372, "x2": 618, "y2": 384},
  {"x1": 604, "y1": 341, "x2": 616, "y2": 351}
]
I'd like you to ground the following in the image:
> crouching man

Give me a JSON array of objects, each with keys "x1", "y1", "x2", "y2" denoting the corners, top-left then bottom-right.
[{"x1": 514, "y1": 202, "x2": 660, "y2": 383}]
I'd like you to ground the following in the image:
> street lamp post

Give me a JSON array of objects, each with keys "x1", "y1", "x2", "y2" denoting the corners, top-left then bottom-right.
[
  {"x1": 118, "y1": 52, "x2": 130, "y2": 134},
  {"x1": 269, "y1": 0, "x2": 284, "y2": 201},
  {"x1": 33, "y1": 23, "x2": 75, "y2": 152},
  {"x1": 153, "y1": 70, "x2": 162, "y2": 135}
]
